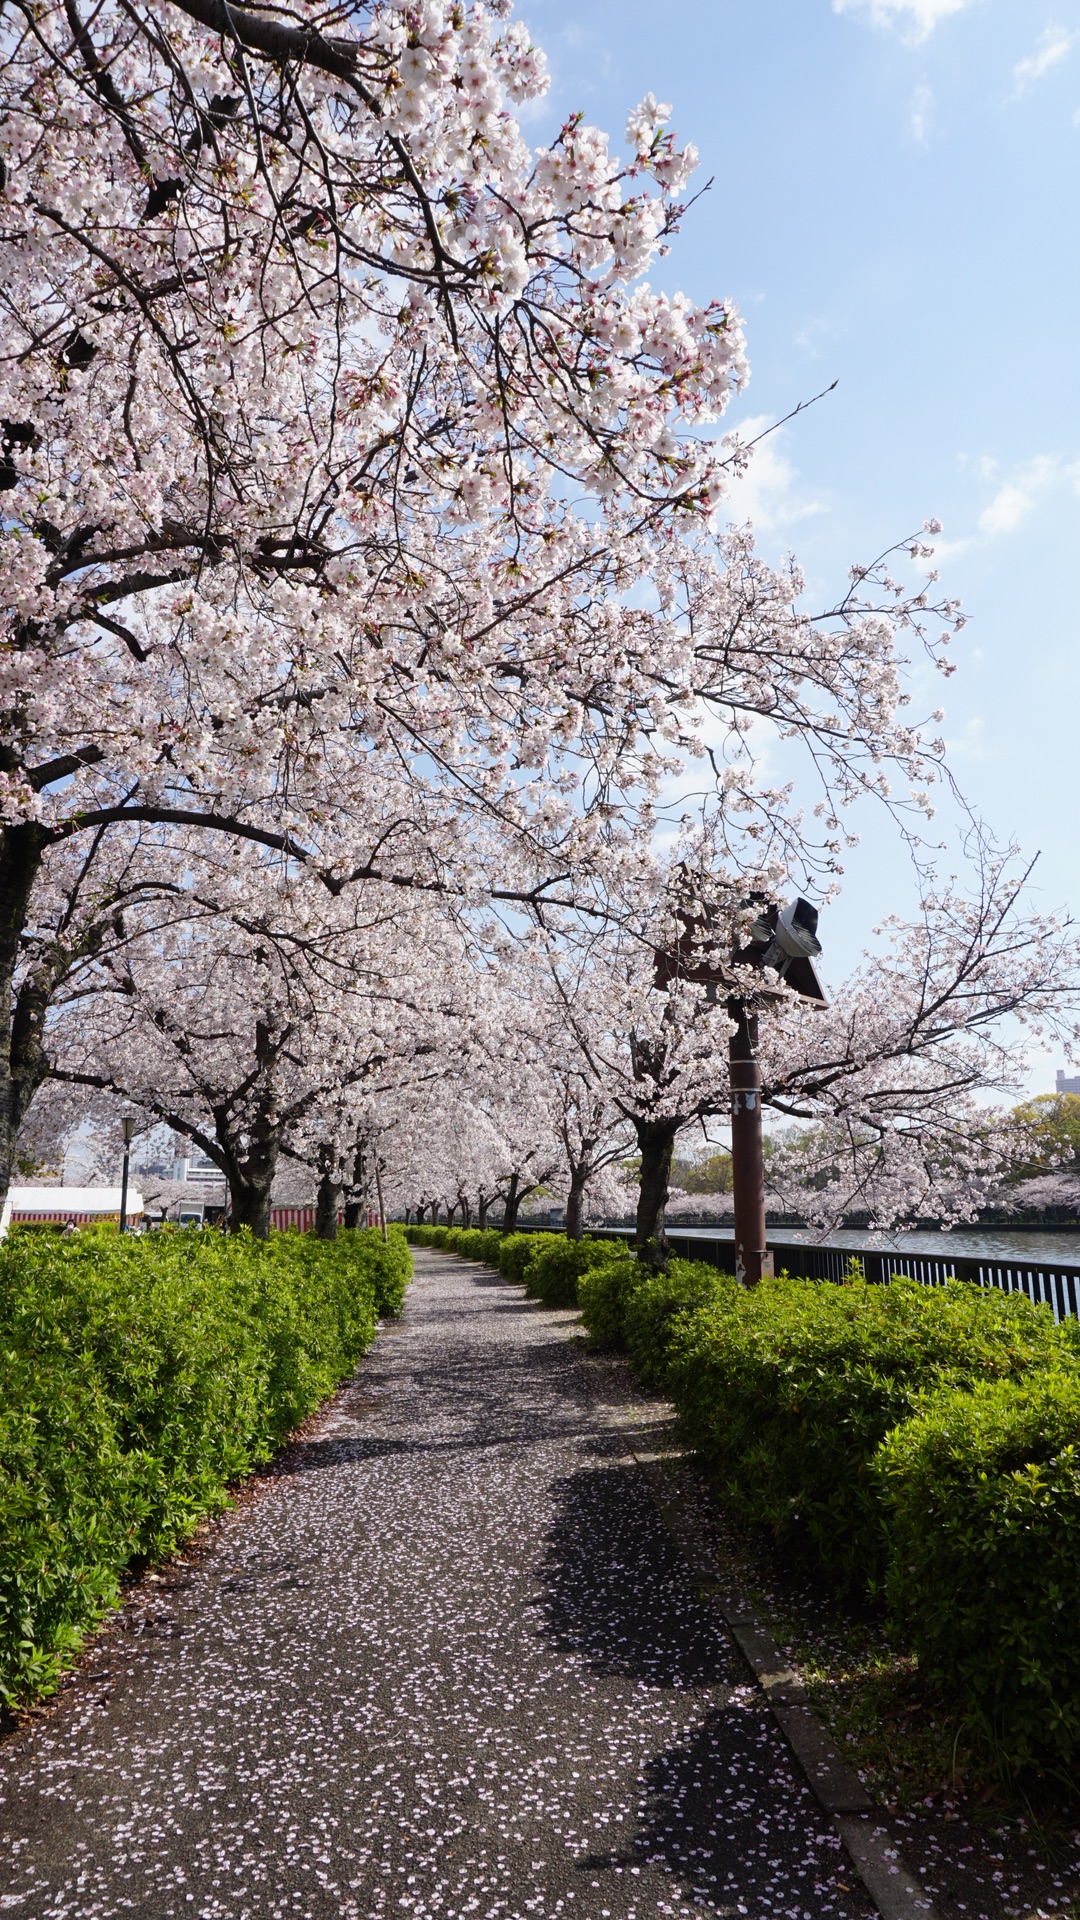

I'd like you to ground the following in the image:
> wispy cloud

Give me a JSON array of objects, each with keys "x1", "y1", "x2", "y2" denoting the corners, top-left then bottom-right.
[
  {"x1": 978, "y1": 454, "x2": 1080, "y2": 536},
  {"x1": 1013, "y1": 25, "x2": 1077, "y2": 93},
  {"x1": 720, "y1": 416, "x2": 827, "y2": 536},
  {"x1": 979, "y1": 481, "x2": 1035, "y2": 536},
  {"x1": 929, "y1": 453, "x2": 1080, "y2": 560},
  {"x1": 909, "y1": 83, "x2": 935, "y2": 143},
  {"x1": 833, "y1": 0, "x2": 976, "y2": 45}
]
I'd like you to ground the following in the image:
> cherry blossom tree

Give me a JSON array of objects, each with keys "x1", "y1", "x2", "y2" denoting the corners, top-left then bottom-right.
[
  {"x1": 0, "y1": 0, "x2": 757, "y2": 1208},
  {"x1": 539, "y1": 841, "x2": 1080, "y2": 1262},
  {"x1": 0, "y1": 0, "x2": 974, "y2": 1231},
  {"x1": 49, "y1": 865, "x2": 481, "y2": 1232}
]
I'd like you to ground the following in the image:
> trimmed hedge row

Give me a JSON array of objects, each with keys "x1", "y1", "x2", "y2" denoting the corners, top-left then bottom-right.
[
  {"x1": 667, "y1": 1272, "x2": 1070, "y2": 1592},
  {"x1": 405, "y1": 1223, "x2": 626, "y2": 1305},
  {"x1": 878, "y1": 1372, "x2": 1080, "y2": 1778},
  {"x1": 0, "y1": 1225, "x2": 410, "y2": 1708},
  {"x1": 419, "y1": 1225, "x2": 1080, "y2": 1777}
]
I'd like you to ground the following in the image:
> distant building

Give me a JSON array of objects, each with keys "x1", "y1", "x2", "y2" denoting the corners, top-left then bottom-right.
[
  {"x1": 170, "y1": 1149, "x2": 223, "y2": 1189},
  {"x1": 1056, "y1": 1070, "x2": 1080, "y2": 1095}
]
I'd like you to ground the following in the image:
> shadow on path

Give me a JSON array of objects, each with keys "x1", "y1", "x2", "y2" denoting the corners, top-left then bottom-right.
[{"x1": 538, "y1": 1459, "x2": 873, "y2": 1916}]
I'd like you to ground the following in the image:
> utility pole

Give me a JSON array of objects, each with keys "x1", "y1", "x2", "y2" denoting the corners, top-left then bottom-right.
[{"x1": 728, "y1": 1002, "x2": 773, "y2": 1286}]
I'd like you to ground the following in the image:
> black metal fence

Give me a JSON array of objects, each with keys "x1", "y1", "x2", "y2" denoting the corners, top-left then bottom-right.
[{"x1": 586, "y1": 1227, "x2": 1080, "y2": 1321}]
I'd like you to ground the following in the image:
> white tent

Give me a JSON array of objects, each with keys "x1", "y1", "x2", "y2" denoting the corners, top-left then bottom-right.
[{"x1": 0, "y1": 1185, "x2": 144, "y2": 1237}]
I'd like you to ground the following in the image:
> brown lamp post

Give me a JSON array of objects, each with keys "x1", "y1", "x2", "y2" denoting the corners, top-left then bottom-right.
[
  {"x1": 729, "y1": 897, "x2": 826, "y2": 1285},
  {"x1": 654, "y1": 891, "x2": 825, "y2": 1285},
  {"x1": 729, "y1": 999, "x2": 771, "y2": 1285}
]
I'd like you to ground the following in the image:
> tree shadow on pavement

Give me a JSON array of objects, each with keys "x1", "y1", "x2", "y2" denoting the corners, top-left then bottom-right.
[
  {"x1": 540, "y1": 1462, "x2": 733, "y2": 1689},
  {"x1": 539, "y1": 1463, "x2": 874, "y2": 1918}
]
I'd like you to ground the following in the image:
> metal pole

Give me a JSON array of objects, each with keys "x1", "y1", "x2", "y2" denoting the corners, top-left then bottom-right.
[
  {"x1": 728, "y1": 1001, "x2": 772, "y2": 1286},
  {"x1": 119, "y1": 1116, "x2": 135, "y2": 1234},
  {"x1": 374, "y1": 1162, "x2": 388, "y2": 1245},
  {"x1": 118, "y1": 1136, "x2": 130, "y2": 1228}
]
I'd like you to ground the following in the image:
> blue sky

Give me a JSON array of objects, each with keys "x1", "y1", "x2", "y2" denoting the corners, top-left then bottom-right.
[{"x1": 518, "y1": 0, "x2": 1079, "y2": 1085}]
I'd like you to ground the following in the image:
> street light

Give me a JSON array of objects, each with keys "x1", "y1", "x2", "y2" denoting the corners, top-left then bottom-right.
[
  {"x1": 119, "y1": 1116, "x2": 135, "y2": 1234},
  {"x1": 730, "y1": 898, "x2": 825, "y2": 1286},
  {"x1": 654, "y1": 890, "x2": 825, "y2": 1286}
]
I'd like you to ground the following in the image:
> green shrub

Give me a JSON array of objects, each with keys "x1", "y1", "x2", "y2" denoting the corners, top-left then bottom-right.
[
  {"x1": 442, "y1": 1227, "x2": 501, "y2": 1264},
  {"x1": 577, "y1": 1254, "x2": 641, "y2": 1344},
  {"x1": 496, "y1": 1231, "x2": 557, "y2": 1282},
  {"x1": 405, "y1": 1224, "x2": 451, "y2": 1248},
  {"x1": 344, "y1": 1226, "x2": 411, "y2": 1318},
  {"x1": 405, "y1": 1224, "x2": 503, "y2": 1260},
  {"x1": 521, "y1": 1234, "x2": 625, "y2": 1309},
  {"x1": 667, "y1": 1274, "x2": 1073, "y2": 1591},
  {"x1": 623, "y1": 1259, "x2": 740, "y2": 1385},
  {"x1": 576, "y1": 1253, "x2": 736, "y2": 1362},
  {"x1": 875, "y1": 1370, "x2": 1080, "y2": 1777},
  {"x1": 0, "y1": 1225, "x2": 409, "y2": 1709}
]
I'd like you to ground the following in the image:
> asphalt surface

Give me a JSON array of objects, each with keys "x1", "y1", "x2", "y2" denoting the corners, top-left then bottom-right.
[{"x1": 0, "y1": 1251, "x2": 875, "y2": 1920}]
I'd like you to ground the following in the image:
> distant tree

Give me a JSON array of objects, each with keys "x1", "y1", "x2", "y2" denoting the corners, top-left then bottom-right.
[
  {"x1": 1007, "y1": 1093, "x2": 1080, "y2": 1181},
  {"x1": 671, "y1": 1152, "x2": 734, "y2": 1195}
]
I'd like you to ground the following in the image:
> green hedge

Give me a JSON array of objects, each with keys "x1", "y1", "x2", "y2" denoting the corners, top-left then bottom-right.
[
  {"x1": 347, "y1": 1225, "x2": 412, "y2": 1318},
  {"x1": 405, "y1": 1224, "x2": 504, "y2": 1264},
  {"x1": 520, "y1": 1235, "x2": 626, "y2": 1308},
  {"x1": 876, "y1": 1370, "x2": 1080, "y2": 1776},
  {"x1": 576, "y1": 1252, "x2": 734, "y2": 1358},
  {"x1": 623, "y1": 1260, "x2": 740, "y2": 1385},
  {"x1": 404, "y1": 1224, "x2": 622, "y2": 1305},
  {"x1": 0, "y1": 1224, "x2": 409, "y2": 1708},
  {"x1": 668, "y1": 1273, "x2": 1072, "y2": 1593},
  {"x1": 577, "y1": 1254, "x2": 641, "y2": 1345}
]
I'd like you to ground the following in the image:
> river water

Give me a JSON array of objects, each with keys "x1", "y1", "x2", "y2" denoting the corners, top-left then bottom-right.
[{"x1": 663, "y1": 1223, "x2": 1080, "y2": 1265}]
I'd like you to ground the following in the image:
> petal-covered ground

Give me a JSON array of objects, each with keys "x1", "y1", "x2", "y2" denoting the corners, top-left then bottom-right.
[{"x1": 0, "y1": 1252, "x2": 873, "y2": 1920}]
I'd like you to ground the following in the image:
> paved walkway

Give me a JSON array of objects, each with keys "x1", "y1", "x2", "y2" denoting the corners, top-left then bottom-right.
[{"x1": 0, "y1": 1253, "x2": 873, "y2": 1920}]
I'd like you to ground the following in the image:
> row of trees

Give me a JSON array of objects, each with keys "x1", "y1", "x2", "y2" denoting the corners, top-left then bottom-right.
[
  {"x1": 2, "y1": 0, "x2": 1077, "y2": 1258},
  {"x1": 19, "y1": 831, "x2": 1079, "y2": 1253}
]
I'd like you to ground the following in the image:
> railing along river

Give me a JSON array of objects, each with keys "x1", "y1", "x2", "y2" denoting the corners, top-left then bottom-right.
[{"x1": 580, "y1": 1227, "x2": 1080, "y2": 1322}]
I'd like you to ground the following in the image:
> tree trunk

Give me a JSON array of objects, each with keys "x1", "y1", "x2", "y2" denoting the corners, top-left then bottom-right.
[
  {"x1": 634, "y1": 1118, "x2": 680, "y2": 1269},
  {"x1": 342, "y1": 1138, "x2": 366, "y2": 1230},
  {"x1": 458, "y1": 1194, "x2": 472, "y2": 1228},
  {"x1": 446, "y1": 1200, "x2": 458, "y2": 1227},
  {"x1": 501, "y1": 1171, "x2": 522, "y2": 1234},
  {"x1": 565, "y1": 1163, "x2": 588, "y2": 1240},
  {"x1": 315, "y1": 1170, "x2": 341, "y2": 1240},
  {"x1": 227, "y1": 1174, "x2": 275, "y2": 1237},
  {"x1": 0, "y1": 823, "x2": 48, "y2": 1214},
  {"x1": 477, "y1": 1194, "x2": 490, "y2": 1230},
  {"x1": 219, "y1": 1052, "x2": 280, "y2": 1238}
]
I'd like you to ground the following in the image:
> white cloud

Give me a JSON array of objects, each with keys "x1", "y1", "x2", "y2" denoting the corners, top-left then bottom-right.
[
  {"x1": 833, "y1": 0, "x2": 975, "y2": 45},
  {"x1": 977, "y1": 454, "x2": 1080, "y2": 537},
  {"x1": 979, "y1": 482, "x2": 1031, "y2": 536},
  {"x1": 943, "y1": 715, "x2": 989, "y2": 762},
  {"x1": 909, "y1": 83, "x2": 935, "y2": 142},
  {"x1": 719, "y1": 417, "x2": 827, "y2": 535},
  {"x1": 1013, "y1": 25, "x2": 1077, "y2": 93}
]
